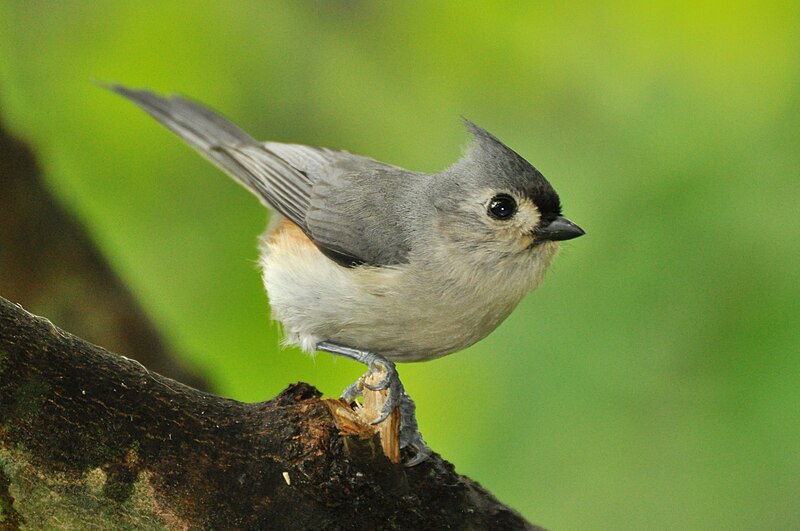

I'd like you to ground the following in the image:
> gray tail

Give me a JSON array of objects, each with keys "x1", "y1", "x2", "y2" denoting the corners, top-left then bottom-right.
[{"x1": 105, "y1": 84, "x2": 267, "y2": 198}]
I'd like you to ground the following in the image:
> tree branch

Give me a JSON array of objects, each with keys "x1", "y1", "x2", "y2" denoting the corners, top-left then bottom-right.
[{"x1": 0, "y1": 296, "x2": 539, "y2": 529}]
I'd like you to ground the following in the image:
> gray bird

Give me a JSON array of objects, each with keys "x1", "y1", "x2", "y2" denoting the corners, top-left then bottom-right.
[{"x1": 108, "y1": 85, "x2": 585, "y2": 465}]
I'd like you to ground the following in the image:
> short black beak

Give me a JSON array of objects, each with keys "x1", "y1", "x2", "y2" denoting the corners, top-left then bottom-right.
[{"x1": 534, "y1": 216, "x2": 585, "y2": 242}]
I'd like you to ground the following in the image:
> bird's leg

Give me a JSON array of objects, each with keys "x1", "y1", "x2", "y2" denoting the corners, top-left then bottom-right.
[
  {"x1": 316, "y1": 341, "x2": 400, "y2": 425},
  {"x1": 316, "y1": 341, "x2": 432, "y2": 466}
]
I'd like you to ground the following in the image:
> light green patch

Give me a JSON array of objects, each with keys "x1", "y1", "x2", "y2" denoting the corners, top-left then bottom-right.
[
  {"x1": 84, "y1": 467, "x2": 107, "y2": 495},
  {"x1": 0, "y1": 446, "x2": 186, "y2": 528}
]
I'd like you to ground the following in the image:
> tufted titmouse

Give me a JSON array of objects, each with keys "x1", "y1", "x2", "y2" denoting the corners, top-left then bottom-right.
[{"x1": 109, "y1": 85, "x2": 584, "y2": 465}]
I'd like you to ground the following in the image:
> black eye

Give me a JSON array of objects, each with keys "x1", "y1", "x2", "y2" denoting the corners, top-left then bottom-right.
[{"x1": 487, "y1": 194, "x2": 517, "y2": 220}]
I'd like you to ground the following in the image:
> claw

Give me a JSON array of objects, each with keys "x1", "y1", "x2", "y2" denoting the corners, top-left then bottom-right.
[
  {"x1": 404, "y1": 441, "x2": 433, "y2": 467},
  {"x1": 371, "y1": 406, "x2": 392, "y2": 426},
  {"x1": 362, "y1": 359, "x2": 396, "y2": 392},
  {"x1": 363, "y1": 379, "x2": 389, "y2": 392},
  {"x1": 371, "y1": 384, "x2": 400, "y2": 426}
]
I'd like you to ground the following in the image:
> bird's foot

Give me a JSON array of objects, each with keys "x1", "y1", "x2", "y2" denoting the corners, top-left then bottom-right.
[
  {"x1": 317, "y1": 341, "x2": 432, "y2": 466},
  {"x1": 397, "y1": 388, "x2": 432, "y2": 466},
  {"x1": 340, "y1": 379, "x2": 364, "y2": 404}
]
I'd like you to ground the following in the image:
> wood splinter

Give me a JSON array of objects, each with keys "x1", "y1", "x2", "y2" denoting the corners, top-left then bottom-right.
[{"x1": 324, "y1": 366, "x2": 401, "y2": 464}]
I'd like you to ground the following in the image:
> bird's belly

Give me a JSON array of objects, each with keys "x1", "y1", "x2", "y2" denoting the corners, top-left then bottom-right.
[{"x1": 259, "y1": 221, "x2": 536, "y2": 362}]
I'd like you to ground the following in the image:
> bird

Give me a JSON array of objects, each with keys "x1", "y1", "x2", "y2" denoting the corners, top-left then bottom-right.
[{"x1": 108, "y1": 85, "x2": 585, "y2": 465}]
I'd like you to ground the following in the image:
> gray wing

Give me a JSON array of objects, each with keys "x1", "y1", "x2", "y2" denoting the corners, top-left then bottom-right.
[
  {"x1": 305, "y1": 161, "x2": 417, "y2": 266},
  {"x1": 109, "y1": 85, "x2": 414, "y2": 267},
  {"x1": 217, "y1": 144, "x2": 416, "y2": 266}
]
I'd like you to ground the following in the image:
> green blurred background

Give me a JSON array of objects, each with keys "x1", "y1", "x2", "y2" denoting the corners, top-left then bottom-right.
[{"x1": 1, "y1": 1, "x2": 798, "y2": 528}]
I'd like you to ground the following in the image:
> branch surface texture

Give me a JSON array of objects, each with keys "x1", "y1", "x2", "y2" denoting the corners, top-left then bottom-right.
[{"x1": 0, "y1": 296, "x2": 539, "y2": 529}]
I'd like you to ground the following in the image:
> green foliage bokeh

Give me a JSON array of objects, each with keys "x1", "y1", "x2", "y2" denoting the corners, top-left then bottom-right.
[{"x1": 1, "y1": 2, "x2": 798, "y2": 528}]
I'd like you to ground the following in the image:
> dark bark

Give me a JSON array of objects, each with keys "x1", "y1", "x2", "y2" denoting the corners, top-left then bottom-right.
[
  {"x1": 0, "y1": 118, "x2": 207, "y2": 390},
  {"x1": 0, "y1": 296, "x2": 540, "y2": 529}
]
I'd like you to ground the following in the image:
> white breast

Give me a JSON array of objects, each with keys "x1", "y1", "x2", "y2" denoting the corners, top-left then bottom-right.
[{"x1": 259, "y1": 221, "x2": 558, "y2": 362}]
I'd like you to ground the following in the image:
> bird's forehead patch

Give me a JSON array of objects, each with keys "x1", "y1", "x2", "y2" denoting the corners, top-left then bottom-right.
[{"x1": 522, "y1": 183, "x2": 561, "y2": 221}]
